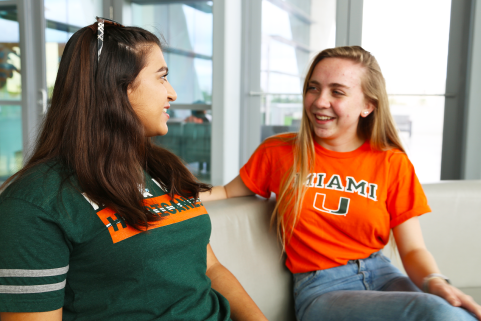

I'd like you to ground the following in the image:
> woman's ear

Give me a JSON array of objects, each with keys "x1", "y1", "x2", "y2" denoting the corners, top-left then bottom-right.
[
  {"x1": 127, "y1": 83, "x2": 136, "y2": 108},
  {"x1": 360, "y1": 102, "x2": 375, "y2": 118}
]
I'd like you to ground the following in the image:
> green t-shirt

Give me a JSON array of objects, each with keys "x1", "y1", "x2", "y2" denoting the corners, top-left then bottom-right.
[{"x1": 0, "y1": 163, "x2": 231, "y2": 320}]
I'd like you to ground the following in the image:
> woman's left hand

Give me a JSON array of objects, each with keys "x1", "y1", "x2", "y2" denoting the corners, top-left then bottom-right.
[
  {"x1": 428, "y1": 278, "x2": 481, "y2": 320},
  {"x1": 394, "y1": 217, "x2": 481, "y2": 320}
]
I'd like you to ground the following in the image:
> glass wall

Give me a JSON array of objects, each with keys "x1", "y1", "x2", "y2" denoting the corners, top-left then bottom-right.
[
  {"x1": 131, "y1": 1, "x2": 213, "y2": 183},
  {"x1": 132, "y1": 2, "x2": 213, "y2": 105},
  {"x1": 41, "y1": 0, "x2": 213, "y2": 182},
  {"x1": 260, "y1": 0, "x2": 336, "y2": 140},
  {"x1": 362, "y1": 0, "x2": 452, "y2": 183},
  {"x1": 0, "y1": 6, "x2": 20, "y2": 101},
  {"x1": 44, "y1": 0, "x2": 102, "y2": 99},
  {"x1": 0, "y1": 5, "x2": 22, "y2": 183}
]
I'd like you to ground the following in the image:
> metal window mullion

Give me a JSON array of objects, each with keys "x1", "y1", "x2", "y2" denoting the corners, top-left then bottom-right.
[
  {"x1": 336, "y1": 0, "x2": 364, "y2": 47},
  {"x1": 441, "y1": 0, "x2": 476, "y2": 180},
  {"x1": 17, "y1": 0, "x2": 46, "y2": 162},
  {"x1": 0, "y1": 100, "x2": 22, "y2": 105},
  {"x1": 169, "y1": 104, "x2": 211, "y2": 110},
  {"x1": 212, "y1": 0, "x2": 242, "y2": 185},
  {"x1": 388, "y1": 94, "x2": 455, "y2": 97},
  {"x1": 461, "y1": 0, "x2": 481, "y2": 179},
  {"x1": 239, "y1": 0, "x2": 262, "y2": 166}
]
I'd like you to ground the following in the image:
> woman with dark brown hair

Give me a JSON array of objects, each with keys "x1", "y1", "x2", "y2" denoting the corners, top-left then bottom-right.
[{"x1": 0, "y1": 18, "x2": 266, "y2": 321}]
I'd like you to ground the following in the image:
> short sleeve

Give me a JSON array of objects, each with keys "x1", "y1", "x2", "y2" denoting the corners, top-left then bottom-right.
[
  {"x1": 387, "y1": 153, "x2": 431, "y2": 228},
  {"x1": 0, "y1": 198, "x2": 70, "y2": 312},
  {"x1": 240, "y1": 142, "x2": 274, "y2": 198}
]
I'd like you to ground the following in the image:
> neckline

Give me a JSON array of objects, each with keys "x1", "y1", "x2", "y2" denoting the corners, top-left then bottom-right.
[{"x1": 314, "y1": 140, "x2": 371, "y2": 159}]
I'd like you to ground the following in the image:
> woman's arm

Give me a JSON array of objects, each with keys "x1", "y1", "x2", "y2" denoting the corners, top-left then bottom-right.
[
  {"x1": 393, "y1": 217, "x2": 481, "y2": 319},
  {"x1": 201, "y1": 175, "x2": 254, "y2": 202},
  {"x1": 206, "y1": 244, "x2": 267, "y2": 321},
  {"x1": 0, "y1": 309, "x2": 62, "y2": 321}
]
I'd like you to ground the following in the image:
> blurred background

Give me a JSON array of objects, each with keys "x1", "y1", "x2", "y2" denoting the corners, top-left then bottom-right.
[{"x1": 0, "y1": 0, "x2": 479, "y2": 185}]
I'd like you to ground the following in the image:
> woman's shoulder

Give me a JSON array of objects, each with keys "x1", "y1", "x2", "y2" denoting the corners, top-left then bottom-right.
[
  {"x1": 383, "y1": 147, "x2": 409, "y2": 163},
  {"x1": 0, "y1": 161, "x2": 75, "y2": 211},
  {"x1": 261, "y1": 132, "x2": 297, "y2": 149},
  {"x1": 364, "y1": 145, "x2": 416, "y2": 177},
  {"x1": 365, "y1": 142, "x2": 407, "y2": 159},
  {"x1": 250, "y1": 132, "x2": 297, "y2": 161}
]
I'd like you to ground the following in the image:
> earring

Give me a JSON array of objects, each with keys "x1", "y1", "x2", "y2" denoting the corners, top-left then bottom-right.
[{"x1": 363, "y1": 111, "x2": 369, "y2": 116}]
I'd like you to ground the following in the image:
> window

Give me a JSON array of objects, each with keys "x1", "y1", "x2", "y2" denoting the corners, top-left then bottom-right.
[
  {"x1": 131, "y1": 1, "x2": 213, "y2": 182},
  {"x1": 362, "y1": 0, "x2": 452, "y2": 183},
  {"x1": 0, "y1": 5, "x2": 22, "y2": 183},
  {"x1": 259, "y1": 0, "x2": 336, "y2": 141},
  {"x1": 44, "y1": 0, "x2": 103, "y2": 99}
]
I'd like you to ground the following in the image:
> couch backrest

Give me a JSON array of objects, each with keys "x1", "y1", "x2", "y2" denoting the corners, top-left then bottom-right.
[
  {"x1": 206, "y1": 180, "x2": 481, "y2": 318},
  {"x1": 206, "y1": 196, "x2": 295, "y2": 321},
  {"x1": 385, "y1": 180, "x2": 481, "y2": 288}
]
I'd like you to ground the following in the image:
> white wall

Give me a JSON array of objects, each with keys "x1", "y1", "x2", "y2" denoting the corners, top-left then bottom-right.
[{"x1": 211, "y1": 0, "x2": 242, "y2": 185}]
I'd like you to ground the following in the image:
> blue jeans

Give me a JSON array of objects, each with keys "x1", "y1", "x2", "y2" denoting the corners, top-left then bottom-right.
[{"x1": 293, "y1": 251, "x2": 476, "y2": 321}]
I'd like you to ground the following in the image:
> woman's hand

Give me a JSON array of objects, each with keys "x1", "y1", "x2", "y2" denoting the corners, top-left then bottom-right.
[
  {"x1": 200, "y1": 175, "x2": 254, "y2": 202},
  {"x1": 394, "y1": 217, "x2": 481, "y2": 320},
  {"x1": 0, "y1": 309, "x2": 62, "y2": 321},
  {"x1": 428, "y1": 278, "x2": 481, "y2": 319}
]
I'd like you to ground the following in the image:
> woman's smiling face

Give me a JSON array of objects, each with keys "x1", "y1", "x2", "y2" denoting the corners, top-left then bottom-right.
[
  {"x1": 128, "y1": 45, "x2": 177, "y2": 137},
  {"x1": 304, "y1": 57, "x2": 374, "y2": 151}
]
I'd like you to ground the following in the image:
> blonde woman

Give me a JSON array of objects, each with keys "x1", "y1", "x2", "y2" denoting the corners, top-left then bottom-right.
[{"x1": 203, "y1": 46, "x2": 481, "y2": 320}]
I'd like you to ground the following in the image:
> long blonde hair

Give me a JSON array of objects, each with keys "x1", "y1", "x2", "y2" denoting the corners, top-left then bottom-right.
[{"x1": 272, "y1": 46, "x2": 405, "y2": 248}]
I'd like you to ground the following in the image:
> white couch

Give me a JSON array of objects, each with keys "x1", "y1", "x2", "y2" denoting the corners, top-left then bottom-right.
[{"x1": 205, "y1": 181, "x2": 481, "y2": 321}]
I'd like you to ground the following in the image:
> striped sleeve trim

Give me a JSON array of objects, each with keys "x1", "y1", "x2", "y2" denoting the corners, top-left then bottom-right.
[
  {"x1": 0, "y1": 265, "x2": 69, "y2": 277},
  {"x1": 0, "y1": 280, "x2": 66, "y2": 294}
]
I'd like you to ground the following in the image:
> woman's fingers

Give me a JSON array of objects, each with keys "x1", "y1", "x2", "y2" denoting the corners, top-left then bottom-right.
[
  {"x1": 454, "y1": 291, "x2": 481, "y2": 320},
  {"x1": 430, "y1": 279, "x2": 460, "y2": 305},
  {"x1": 457, "y1": 293, "x2": 481, "y2": 320},
  {"x1": 430, "y1": 279, "x2": 481, "y2": 320}
]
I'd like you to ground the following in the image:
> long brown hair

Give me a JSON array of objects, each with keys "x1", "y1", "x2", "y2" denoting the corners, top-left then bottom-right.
[
  {"x1": 1, "y1": 23, "x2": 211, "y2": 230},
  {"x1": 272, "y1": 46, "x2": 404, "y2": 247}
]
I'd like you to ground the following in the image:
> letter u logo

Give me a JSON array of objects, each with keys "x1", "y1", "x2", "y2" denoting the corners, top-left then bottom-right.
[{"x1": 313, "y1": 193, "x2": 350, "y2": 216}]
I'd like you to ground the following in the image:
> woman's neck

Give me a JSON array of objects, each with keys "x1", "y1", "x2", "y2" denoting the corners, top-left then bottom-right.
[{"x1": 314, "y1": 135, "x2": 365, "y2": 153}]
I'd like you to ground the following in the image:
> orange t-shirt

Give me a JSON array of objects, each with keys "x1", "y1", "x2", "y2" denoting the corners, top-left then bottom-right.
[{"x1": 240, "y1": 133, "x2": 431, "y2": 274}]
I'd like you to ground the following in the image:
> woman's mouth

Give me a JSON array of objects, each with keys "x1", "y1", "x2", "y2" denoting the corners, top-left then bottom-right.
[
  {"x1": 315, "y1": 115, "x2": 335, "y2": 121},
  {"x1": 163, "y1": 106, "x2": 170, "y2": 118}
]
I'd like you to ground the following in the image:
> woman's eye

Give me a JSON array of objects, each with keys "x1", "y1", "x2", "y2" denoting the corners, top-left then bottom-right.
[
  {"x1": 307, "y1": 86, "x2": 317, "y2": 91},
  {"x1": 333, "y1": 90, "x2": 343, "y2": 95},
  {"x1": 160, "y1": 74, "x2": 169, "y2": 82}
]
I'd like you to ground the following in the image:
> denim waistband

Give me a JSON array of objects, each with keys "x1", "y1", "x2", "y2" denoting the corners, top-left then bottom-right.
[
  {"x1": 293, "y1": 251, "x2": 387, "y2": 279},
  {"x1": 347, "y1": 250, "x2": 383, "y2": 264}
]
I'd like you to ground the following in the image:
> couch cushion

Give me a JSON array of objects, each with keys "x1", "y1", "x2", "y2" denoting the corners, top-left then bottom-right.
[
  {"x1": 421, "y1": 180, "x2": 481, "y2": 288},
  {"x1": 384, "y1": 180, "x2": 481, "y2": 288},
  {"x1": 206, "y1": 196, "x2": 295, "y2": 321}
]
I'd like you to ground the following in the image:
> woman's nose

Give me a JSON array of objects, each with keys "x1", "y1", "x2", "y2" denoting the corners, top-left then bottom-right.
[
  {"x1": 166, "y1": 81, "x2": 177, "y2": 102},
  {"x1": 315, "y1": 91, "x2": 330, "y2": 108}
]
